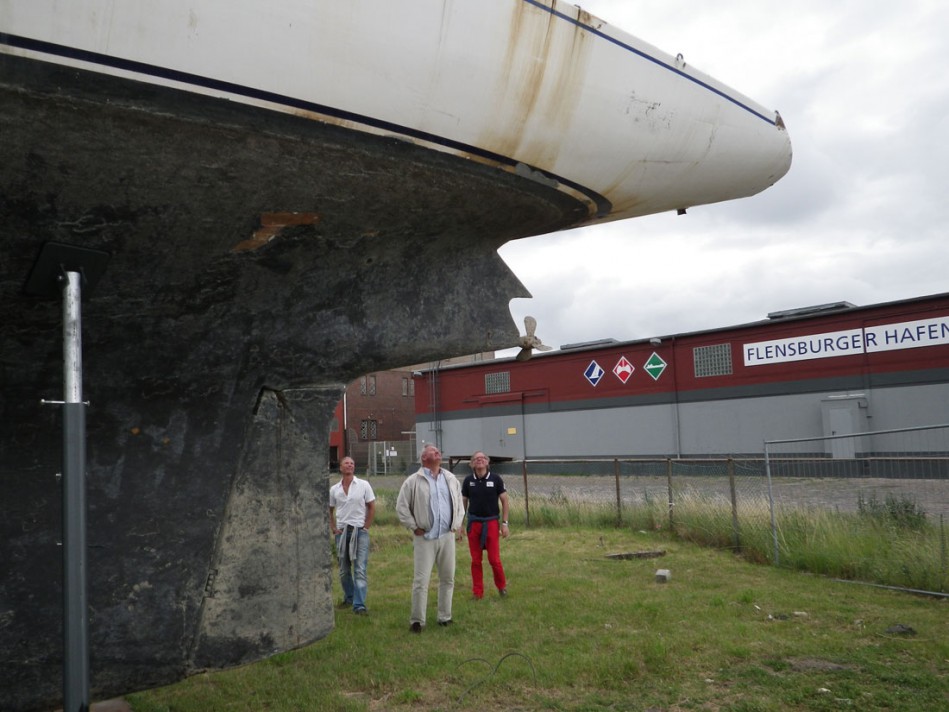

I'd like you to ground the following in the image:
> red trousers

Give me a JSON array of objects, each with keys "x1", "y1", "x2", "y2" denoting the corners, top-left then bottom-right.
[{"x1": 466, "y1": 520, "x2": 507, "y2": 597}]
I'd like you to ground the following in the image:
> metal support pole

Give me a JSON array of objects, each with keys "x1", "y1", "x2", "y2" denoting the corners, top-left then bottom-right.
[
  {"x1": 728, "y1": 458, "x2": 741, "y2": 552},
  {"x1": 62, "y1": 270, "x2": 90, "y2": 712},
  {"x1": 764, "y1": 442, "x2": 779, "y2": 566},
  {"x1": 26, "y1": 242, "x2": 108, "y2": 712}
]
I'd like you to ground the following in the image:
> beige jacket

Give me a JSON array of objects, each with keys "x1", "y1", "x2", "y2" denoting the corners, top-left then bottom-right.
[{"x1": 396, "y1": 467, "x2": 465, "y2": 533}]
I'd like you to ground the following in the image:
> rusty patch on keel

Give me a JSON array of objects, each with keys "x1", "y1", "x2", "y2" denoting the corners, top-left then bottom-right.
[{"x1": 233, "y1": 211, "x2": 321, "y2": 252}]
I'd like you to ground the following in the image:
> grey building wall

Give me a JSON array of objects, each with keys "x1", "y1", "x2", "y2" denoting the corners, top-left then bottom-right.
[{"x1": 420, "y1": 381, "x2": 949, "y2": 462}]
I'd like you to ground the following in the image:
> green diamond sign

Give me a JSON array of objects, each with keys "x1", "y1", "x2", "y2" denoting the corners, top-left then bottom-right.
[{"x1": 644, "y1": 352, "x2": 667, "y2": 381}]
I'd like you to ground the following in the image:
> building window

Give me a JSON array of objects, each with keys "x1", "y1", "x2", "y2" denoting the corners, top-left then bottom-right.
[
  {"x1": 409, "y1": 379, "x2": 415, "y2": 397},
  {"x1": 329, "y1": 417, "x2": 339, "y2": 432},
  {"x1": 485, "y1": 371, "x2": 511, "y2": 394},
  {"x1": 694, "y1": 343, "x2": 733, "y2": 377},
  {"x1": 360, "y1": 419, "x2": 377, "y2": 440},
  {"x1": 359, "y1": 375, "x2": 377, "y2": 396},
  {"x1": 402, "y1": 377, "x2": 408, "y2": 396}
]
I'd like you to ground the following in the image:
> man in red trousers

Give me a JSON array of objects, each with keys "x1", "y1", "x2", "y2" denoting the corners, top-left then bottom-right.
[{"x1": 461, "y1": 451, "x2": 509, "y2": 599}]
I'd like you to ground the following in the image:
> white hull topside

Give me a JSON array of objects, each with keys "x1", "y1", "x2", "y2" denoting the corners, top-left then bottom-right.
[{"x1": 1, "y1": 0, "x2": 792, "y2": 225}]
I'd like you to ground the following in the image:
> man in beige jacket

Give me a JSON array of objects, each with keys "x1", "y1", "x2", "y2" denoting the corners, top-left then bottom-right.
[{"x1": 396, "y1": 444, "x2": 465, "y2": 632}]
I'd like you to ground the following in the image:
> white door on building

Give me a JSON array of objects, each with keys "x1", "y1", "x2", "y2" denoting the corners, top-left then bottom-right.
[{"x1": 821, "y1": 396, "x2": 869, "y2": 459}]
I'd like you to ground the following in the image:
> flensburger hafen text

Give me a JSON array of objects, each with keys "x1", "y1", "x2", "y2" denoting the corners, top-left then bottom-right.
[{"x1": 744, "y1": 316, "x2": 949, "y2": 367}]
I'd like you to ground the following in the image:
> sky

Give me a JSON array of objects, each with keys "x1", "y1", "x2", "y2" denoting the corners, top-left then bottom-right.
[{"x1": 496, "y1": 0, "x2": 949, "y2": 356}]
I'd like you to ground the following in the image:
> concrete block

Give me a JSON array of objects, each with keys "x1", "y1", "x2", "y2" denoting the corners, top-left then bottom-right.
[{"x1": 655, "y1": 569, "x2": 671, "y2": 583}]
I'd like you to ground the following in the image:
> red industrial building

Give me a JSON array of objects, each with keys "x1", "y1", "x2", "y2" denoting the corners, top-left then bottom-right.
[{"x1": 413, "y1": 292, "x2": 949, "y2": 465}]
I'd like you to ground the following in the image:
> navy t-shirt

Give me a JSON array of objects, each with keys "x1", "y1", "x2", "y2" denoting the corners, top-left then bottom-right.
[{"x1": 462, "y1": 472, "x2": 506, "y2": 517}]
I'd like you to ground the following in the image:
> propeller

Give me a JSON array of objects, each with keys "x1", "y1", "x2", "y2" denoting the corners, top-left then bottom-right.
[{"x1": 515, "y1": 315, "x2": 553, "y2": 361}]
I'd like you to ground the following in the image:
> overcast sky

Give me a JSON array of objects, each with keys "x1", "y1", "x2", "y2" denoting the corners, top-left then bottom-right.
[{"x1": 497, "y1": 0, "x2": 948, "y2": 356}]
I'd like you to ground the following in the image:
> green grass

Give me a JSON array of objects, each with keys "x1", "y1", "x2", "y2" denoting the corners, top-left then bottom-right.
[{"x1": 128, "y1": 501, "x2": 949, "y2": 711}]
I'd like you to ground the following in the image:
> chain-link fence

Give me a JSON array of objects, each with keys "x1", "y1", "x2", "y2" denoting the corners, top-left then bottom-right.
[
  {"x1": 484, "y1": 424, "x2": 949, "y2": 593},
  {"x1": 365, "y1": 439, "x2": 415, "y2": 476},
  {"x1": 763, "y1": 423, "x2": 949, "y2": 567},
  {"x1": 365, "y1": 426, "x2": 949, "y2": 592},
  {"x1": 501, "y1": 458, "x2": 773, "y2": 547}
]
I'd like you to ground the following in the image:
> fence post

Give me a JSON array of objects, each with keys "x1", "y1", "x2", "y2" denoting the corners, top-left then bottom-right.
[
  {"x1": 666, "y1": 458, "x2": 674, "y2": 531},
  {"x1": 614, "y1": 458, "x2": 622, "y2": 525},
  {"x1": 728, "y1": 458, "x2": 740, "y2": 551},
  {"x1": 941, "y1": 514, "x2": 946, "y2": 580},
  {"x1": 522, "y1": 459, "x2": 530, "y2": 528},
  {"x1": 764, "y1": 442, "x2": 780, "y2": 566}
]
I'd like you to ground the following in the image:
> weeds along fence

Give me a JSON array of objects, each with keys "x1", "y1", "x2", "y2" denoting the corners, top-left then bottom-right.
[
  {"x1": 503, "y1": 457, "x2": 786, "y2": 549},
  {"x1": 762, "y1": 423, "x2": 949, "y2": 588},
  {"x1": 493, "y1": 423, "x2": 949, "y2": 593}
]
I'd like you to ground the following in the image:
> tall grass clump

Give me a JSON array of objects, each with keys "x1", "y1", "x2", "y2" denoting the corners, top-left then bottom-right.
[
  {"x1": 857, "y1": 492, "x2": 928, "y2": 530},
  {"x1": 662, "y1": 486, "x2": 748, "y2": 550},
  {"x1": 658, "y1": 489, "x2": 948, "y2": 593},
  {"x1": 522, "y1": 489, "x2": 619, "y2": 528},
  {"x1": 770, "y1": 496, "x2": 947, "y2": 592}
]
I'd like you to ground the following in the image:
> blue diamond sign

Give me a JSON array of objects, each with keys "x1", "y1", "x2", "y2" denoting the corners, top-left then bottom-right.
[
  {"x1": 644, "y1": 352, "x2": 667, "y2": 381},
  {"x1": 584, "y1": 360, "x2": 605, "y2": 386}
]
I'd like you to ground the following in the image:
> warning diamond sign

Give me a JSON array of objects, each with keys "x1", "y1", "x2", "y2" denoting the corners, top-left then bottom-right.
[
  {"x1": 613, "y1": 356, "x2": 634, "y2": 383},
  {"x1": 644, "y1": 352, "x2": 667, "y2": 381},
  {"x1": 584, "y1": 360, "x2": 605, "y2": 387}
]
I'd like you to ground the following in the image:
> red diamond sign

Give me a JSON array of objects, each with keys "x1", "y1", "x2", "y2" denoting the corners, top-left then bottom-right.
[{"x1": 613, "y1": 356, "x2": 634, "y2": 383}]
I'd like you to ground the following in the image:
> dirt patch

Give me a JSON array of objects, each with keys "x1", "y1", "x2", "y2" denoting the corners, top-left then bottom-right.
[{"x1": 787, "y1": 657, "x2": 855, "y2": 672}]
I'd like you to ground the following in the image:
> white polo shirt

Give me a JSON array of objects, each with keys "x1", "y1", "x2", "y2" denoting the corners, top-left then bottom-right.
[{"x1": 329, "y1": 477, "x2": 376, "y2": 528}]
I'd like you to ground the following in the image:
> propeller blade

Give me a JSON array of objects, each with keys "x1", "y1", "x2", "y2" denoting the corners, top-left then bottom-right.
[
  {"x1": 515, "y1": 347, "x2": 532, "y2": 361},
  {"x1": 524, "y1": 315, "x2": 537, "y2": 338}
]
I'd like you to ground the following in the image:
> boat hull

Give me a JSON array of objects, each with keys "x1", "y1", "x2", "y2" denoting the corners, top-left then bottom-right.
[
  {"x1": 0, "y1": 54, "x2": 585, "y2": 710},
  {"x1": 0, "y1": 1, "x2": 790, "y2": 708}
]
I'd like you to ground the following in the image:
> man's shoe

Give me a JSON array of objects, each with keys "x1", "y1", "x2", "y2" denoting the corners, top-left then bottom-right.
[
  {"x1": 409, "y1": 622, "x2": 422, "y2": 633},
  {"x1": 353, "y1": 607, "x2": 368, "y2": 615},
  {"x1": 499, "y1": 588, "x2": 508, "y2": 597},
  {"x1": 437, "y1": 619, "x2": 453, "y2": 627},
  {"x1": 337, "y1": 600, "x2": 353, "y2": 609}
]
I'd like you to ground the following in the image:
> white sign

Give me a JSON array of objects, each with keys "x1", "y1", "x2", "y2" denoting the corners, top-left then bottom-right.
[{"x1": 744, "y1": 316, "x2": 949, "y2": 367}]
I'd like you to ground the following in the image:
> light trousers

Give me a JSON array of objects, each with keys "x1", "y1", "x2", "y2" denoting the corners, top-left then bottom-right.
[{"x1": 410, "y1": 531, "x2": 456, "y2": 625}]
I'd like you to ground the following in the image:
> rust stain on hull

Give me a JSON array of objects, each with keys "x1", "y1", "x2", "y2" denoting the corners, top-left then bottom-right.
[
  {"x1": 233, "y1": 211, "x2": 321, "y2": 252},
  {"x1": 484, "y1": 0, "x2": 593, "y2": 168}
]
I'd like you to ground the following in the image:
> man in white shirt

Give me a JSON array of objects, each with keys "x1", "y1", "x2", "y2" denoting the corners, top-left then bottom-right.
[{"x1": 329, "y1": 456, "x2": 376, "y2": 614}]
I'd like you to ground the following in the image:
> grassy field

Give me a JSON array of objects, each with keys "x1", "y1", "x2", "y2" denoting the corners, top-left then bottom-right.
[{"x1": 127, "y1": 496, "x2": 948, "y2": 712}]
